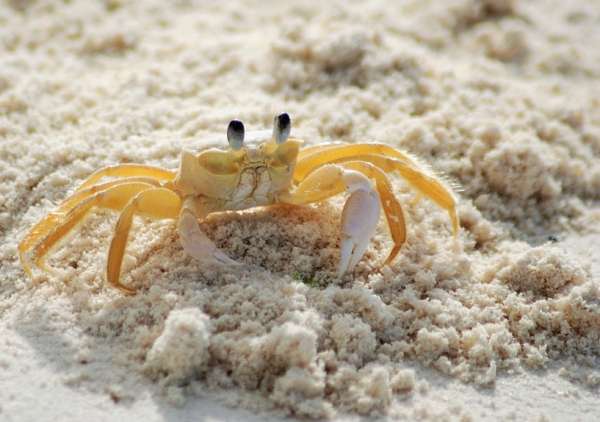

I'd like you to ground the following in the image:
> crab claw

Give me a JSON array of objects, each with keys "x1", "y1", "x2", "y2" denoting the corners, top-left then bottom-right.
[
  {"x1": 338, "y1": 171, "x2": 381, "y2": 276},
  {"x1": 178, "y1": 208, "x2": 241, "y2": 267}
]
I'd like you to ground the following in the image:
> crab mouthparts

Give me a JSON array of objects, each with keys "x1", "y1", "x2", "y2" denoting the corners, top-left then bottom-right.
[{"x1": 245, "y1": 146, "x2": 266, "y2": 163}]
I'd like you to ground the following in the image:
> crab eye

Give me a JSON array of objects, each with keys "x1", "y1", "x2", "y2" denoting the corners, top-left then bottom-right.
[
  {"x1": 273, "y1": 112, "x2": 291, "y2": 144},
  {"x1": 227, "y1": 119, "x2": 245, "y2": 150}
]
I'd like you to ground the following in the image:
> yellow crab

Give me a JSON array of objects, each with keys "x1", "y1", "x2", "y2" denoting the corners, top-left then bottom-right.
[{"x1": 19, "y1": 113, "x2": 459, "y2": 294}]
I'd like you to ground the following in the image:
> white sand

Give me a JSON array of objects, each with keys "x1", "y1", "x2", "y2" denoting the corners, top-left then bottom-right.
[{"x1": 1, "y1": 0, "x2": 600, "y2": 420}]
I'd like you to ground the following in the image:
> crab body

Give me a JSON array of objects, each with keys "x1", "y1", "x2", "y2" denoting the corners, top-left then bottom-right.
[
  {"x1": 174, "y1": 130, "x2": 302, "y2": 209},
  {"x1": 19, "y1": 114, "x2": 459, "y2": 294}
]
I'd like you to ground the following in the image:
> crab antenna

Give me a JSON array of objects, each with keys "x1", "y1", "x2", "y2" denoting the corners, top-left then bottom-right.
[
  {"x1": 227, "y1": 119, "x2": 245, "y2": 150},
  {"x1": 273, "y1": 112, "x2": 291, "y2": 144}
]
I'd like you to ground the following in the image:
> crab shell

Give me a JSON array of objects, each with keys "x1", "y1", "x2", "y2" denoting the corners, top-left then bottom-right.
[{"x1": 174, "y1": 130, "x2": 303, "y2": 208}]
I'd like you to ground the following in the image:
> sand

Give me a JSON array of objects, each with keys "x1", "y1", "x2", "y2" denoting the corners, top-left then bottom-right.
[{"x1": 1, "y1": 0, "x2": 600, "y2": 420}]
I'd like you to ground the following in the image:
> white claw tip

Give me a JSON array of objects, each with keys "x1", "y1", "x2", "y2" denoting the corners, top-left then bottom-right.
[{"x1": 337, "y1": 184, "x2": 381, "y2": 277}]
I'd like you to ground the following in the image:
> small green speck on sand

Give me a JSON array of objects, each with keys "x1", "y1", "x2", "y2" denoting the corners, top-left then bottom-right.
[{"x1": 292, "y1": 271, "x2": 321, "y2": 288}]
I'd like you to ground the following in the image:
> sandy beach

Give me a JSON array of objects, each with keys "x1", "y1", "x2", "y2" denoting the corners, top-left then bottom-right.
[{"x1": 1, "y1": 0, "x2": 600, "y2": 420}]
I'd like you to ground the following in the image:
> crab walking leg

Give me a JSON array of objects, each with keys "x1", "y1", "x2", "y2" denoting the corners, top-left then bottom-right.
[
  {"x1": 280, "y1": 164, "x2": 382, "y2": 275},
  {"x1": 294, "y1": 143, "x2": 343, "y2": 162},
  {"x1": 280, "y1": 164, "x2": 347, "y2": 204},
  {"x1": 20, "y1": 182, "x2": 157, "y2": 276},
  {"x1": 76, "y1": 164, "x2": 176, "y2": 192},
  {"x1": 177, "y1": 196, "x2": 241, "y2": 267},
  {"x1": 314, "y1": 153, "x2": 459, "y2": 236},
  {"x1": 294, "y1": 143, "x2": 420, "y2": 182},
  {"x1": 297, "y1": 142, "x2": 418, "y2": 164},
  {"x1": 339, "y1": 161, "x2": 406, "y2": 264},
  {"x1": 106, "y1": 188, "x2": 181, "y2": 294},
  {"x1": 19, "y1": 177, "x2": 162, "y2": 272}
]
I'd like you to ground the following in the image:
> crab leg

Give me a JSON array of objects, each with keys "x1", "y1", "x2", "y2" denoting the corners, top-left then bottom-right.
[
  {"x1": 177, "y1": 196, "x2": 241, "y2": 267},
  {"x1": 337, "y1": 154, "x2": 458, "y2": 235},
  {"x1": 20, "y1": 178, "x2": 162, "y2": 268},
  {"x1": 19, "y1": 177, "x2": 163, "y2": 272},
  {"x1": 107, "y1": 188, "x2": 181, "y2": 294},
  {"x1": 20, "y1": 182, "x2": 157, "y2": 277},
  {"x1": 280, "y1": 164, "x2": 387, "y2": 275},
  {"x1": 296, "y1": 150, "x2": 458, "y2": 236},
  {"x1": 75, "y1": 164, "x2": 176, "y2": 192},
  {"x1": 280, "y1": 164, "x2": 347, "y2": 204},
  {"x1": 294, "y1": 143, "x2": 420, "y2": 182}
]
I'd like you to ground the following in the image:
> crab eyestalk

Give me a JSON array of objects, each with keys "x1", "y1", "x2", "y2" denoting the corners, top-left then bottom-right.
[
  {"x1": 227, "y1": 119, "x2": 245, "y2": 150},
  {"x1": 273, "y1": 112, "x2": 291, "y2": 144}
]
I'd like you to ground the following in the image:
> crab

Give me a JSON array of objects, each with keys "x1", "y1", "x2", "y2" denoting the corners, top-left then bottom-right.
[{"x1": 19, "y1": 113, "x2": 459, "y2": 294}]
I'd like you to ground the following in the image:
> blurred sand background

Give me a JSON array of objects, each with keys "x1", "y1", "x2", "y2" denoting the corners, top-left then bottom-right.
[{"x1": 1, "y1": 0, "x2": 600, "y2": 420}]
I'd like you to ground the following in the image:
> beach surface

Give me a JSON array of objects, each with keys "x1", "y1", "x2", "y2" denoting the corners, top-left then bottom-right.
[{"x1": 1, "y1": 1, "x2": 600, "y2": 420}]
